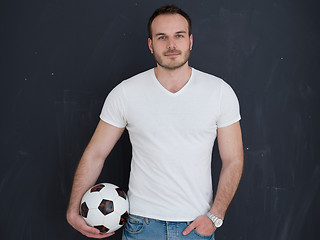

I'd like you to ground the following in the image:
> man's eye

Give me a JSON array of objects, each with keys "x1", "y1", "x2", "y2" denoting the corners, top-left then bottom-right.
[
  {"x1": 176, "y1": 35, "x2": 183, "y2": 38},
  {"x1": 158, "y1": 36, "x2": 166, "y2": 40}
]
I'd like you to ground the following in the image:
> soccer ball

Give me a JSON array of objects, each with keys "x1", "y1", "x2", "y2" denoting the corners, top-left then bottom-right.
[{"x1": 80, "y1": 183, "x2": 129, "y2": 233}]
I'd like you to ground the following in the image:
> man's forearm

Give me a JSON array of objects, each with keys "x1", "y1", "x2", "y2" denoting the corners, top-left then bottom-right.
[
  {"x1": 182, "y1": 158, "x2": 243, "y2": 236},
  {"x1": 67, "y1": 153, "x2": 105, "y2": 215},
  {"x1": 210, "y1": 158, "x2": 243, "y2": 219}
]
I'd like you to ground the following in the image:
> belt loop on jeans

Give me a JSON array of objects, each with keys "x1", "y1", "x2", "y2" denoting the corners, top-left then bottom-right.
[{"x1": 145, "y1": 217, "x2": 149, "y2": 224}]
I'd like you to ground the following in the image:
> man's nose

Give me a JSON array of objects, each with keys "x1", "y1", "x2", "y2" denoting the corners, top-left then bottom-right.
[{"x1": 167, "y1": 38, "x2": 176, "y2": 49}]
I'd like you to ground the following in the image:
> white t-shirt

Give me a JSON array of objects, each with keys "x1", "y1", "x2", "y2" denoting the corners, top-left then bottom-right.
[{"x1": 100, "y1": 68, "x2": 241, "y2": 221}]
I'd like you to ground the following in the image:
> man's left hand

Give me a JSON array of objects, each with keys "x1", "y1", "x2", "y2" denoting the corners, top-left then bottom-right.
[{"x1": 182, "y1": 215, "x2": 216, "y2": 236}]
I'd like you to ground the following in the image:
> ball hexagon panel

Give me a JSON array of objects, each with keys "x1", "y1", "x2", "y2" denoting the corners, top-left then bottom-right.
[
  {"x1": 99, "y1": 185, "x2": 119, "y2": 201},
  {"x1": 113, "y1": 196, "x2": 129, "y2": 215},
  {"x1": 86, "y1": 208, "x2": 106, "y2": 227},
  {"x1": 103, "y1": 212, "x2": 122, "y2": 232},
  {"x1": 82, "y1": 191, "x2": 103, "y2": 209}
]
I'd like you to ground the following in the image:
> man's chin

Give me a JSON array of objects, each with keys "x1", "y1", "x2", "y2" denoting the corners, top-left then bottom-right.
[{"x1": 157, "y1": 61, "x2": 188, "y2": 70}]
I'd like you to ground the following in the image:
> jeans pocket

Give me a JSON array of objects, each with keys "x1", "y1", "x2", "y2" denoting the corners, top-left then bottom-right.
[
  {"x1": 192, "y1": 229, "x2": 214, "y2": 239},
  {"x1": 124, "y1": 215, "x2": 146, "y2": 234}
]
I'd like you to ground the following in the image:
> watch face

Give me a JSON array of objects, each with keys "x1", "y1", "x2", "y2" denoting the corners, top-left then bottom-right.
[{"x1": 215, "y1": 219, "x2": 223, "y2": 228}]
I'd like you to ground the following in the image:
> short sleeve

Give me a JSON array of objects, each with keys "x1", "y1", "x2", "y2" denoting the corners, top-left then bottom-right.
[
  {"x1": 216, "y1": 82, "x2": 241, "y2": 128},
  {"x1": 100, "y1": 82, "x2": 127, "y2": 128}
]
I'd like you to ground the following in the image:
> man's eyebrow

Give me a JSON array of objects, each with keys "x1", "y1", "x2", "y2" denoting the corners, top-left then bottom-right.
[{"x1": 155, "y1": 31, "x2": 187, "y2": 36}]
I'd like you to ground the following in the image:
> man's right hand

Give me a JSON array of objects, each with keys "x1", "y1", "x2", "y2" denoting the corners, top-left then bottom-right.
[{"x1": 66, "y1": 212, "x2": 115, "y2": 238}]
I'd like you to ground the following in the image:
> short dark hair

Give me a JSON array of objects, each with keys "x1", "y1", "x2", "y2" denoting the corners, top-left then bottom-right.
[{"x1": 148, "y1": 5, "x2": 192, "y2": 39}]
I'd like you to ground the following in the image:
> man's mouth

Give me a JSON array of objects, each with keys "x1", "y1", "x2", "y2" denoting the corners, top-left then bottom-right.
[{"x1": 164, "y1": 51, "x2": 181, "y2": 57}]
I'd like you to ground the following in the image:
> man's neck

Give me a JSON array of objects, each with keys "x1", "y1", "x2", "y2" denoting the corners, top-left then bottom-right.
[{"x1": 154, "y1": 64, "x2": 192, "y2": 93}]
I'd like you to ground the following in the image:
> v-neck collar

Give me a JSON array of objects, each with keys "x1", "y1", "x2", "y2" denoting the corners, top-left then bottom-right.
[{"x1": 151, "y1": 68, "x2": 194, "y2": 96}]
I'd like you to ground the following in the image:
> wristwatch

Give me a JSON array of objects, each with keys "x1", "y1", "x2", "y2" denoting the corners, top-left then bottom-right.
[{"x1": 206, "y1": 212, "x2": 223, "y2": 228}]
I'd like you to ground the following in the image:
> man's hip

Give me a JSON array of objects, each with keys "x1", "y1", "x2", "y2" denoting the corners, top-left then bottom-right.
[{"x1": 122, "y1": 214, "x2": 215, "y2": 240}]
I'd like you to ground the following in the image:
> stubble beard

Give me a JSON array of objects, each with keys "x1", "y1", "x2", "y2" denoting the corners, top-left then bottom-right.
[{"x1": 153, "y1": 49, "x2": 191, "y2": 70}]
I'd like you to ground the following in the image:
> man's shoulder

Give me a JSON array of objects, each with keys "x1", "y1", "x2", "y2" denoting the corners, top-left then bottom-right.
[
  {"x1": 193, "y1": 68, "x2": 225, "y2": 87},
  {"x1": 122, "y1": 68, "x2": 154, "y2": 86}
]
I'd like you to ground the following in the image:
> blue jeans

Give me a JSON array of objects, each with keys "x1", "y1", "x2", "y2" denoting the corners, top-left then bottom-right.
[{"x1": 122, "y1": 214, "x2": 215, "y2": 240}]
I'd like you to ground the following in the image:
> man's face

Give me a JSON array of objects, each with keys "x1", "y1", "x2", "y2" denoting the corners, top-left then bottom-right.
[{"x1": 148, "y1": 14, "x2": 193, "y2": 70}]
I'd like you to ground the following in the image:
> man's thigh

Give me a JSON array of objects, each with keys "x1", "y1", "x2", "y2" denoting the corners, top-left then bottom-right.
[{"x1": 122, "y1": 214, "x2": 165, "y2": 240}]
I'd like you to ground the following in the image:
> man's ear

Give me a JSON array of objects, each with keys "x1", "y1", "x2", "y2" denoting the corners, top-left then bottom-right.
[
  {"x1": 148, "y1": 38, "x2": 154, "y2": 54},
  {"x1": 189, "y1": 34, "x2": 193, "y2": 51}
]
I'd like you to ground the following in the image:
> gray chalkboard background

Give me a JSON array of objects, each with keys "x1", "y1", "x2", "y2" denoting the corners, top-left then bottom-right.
[{"x1": 1, "y1": 0, "x2": 319, "y2": 239}]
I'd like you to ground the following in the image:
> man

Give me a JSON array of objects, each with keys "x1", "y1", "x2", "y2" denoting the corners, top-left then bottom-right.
[{"x1": 67, "y1": 5, "x2": 243, "y2": 240}]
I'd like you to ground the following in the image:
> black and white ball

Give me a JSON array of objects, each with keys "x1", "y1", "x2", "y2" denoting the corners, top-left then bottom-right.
[{"x1": 80, "y1": 183, "x2": 129, "y2": 233}]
